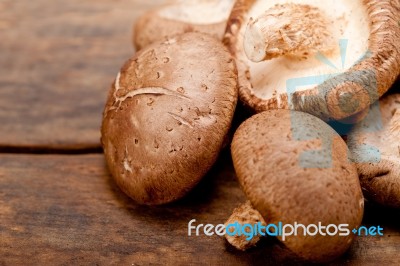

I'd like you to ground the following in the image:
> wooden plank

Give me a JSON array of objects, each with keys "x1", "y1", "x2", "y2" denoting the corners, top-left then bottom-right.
[
  {"x1": 0, "y1": 0, "x2": 164, "y2": 150},
  {"x1": 0, "y1": 153, "x2": 399, "y2": 265}
]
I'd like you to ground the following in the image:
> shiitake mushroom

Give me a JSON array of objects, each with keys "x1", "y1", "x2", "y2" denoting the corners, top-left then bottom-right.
[{"x1": 102, "y1": 32, "x2": 238, "y2": 205}]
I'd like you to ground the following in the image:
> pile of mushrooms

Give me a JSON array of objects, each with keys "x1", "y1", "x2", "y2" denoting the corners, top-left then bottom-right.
[{"x1": 101, "y1": 0, "x2": 400, "y2": 263}]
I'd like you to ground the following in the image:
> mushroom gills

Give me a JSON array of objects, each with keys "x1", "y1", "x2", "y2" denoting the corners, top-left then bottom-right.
[
  {"x1": 240, "y1": 0, "x2": 370, "y2": 101},
  {"x1": 244, "y1": 3, "x2": 335, "y2": 62}
]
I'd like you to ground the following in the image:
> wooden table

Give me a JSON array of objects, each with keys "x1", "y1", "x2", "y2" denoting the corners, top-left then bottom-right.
[{"x1": 1, "y1": 1, "x2": 399, "y2": 265}]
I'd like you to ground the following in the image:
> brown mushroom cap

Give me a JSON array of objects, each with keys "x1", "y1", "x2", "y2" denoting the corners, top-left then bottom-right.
[
  {"x1": 231, "y1": 109, "x2": 364, "y2": 262},
  {"x1": 134, "y1": 0, "x2": 235, "y2": 51},
  {"x1": 348, "y1": 93, "x2": 400, "y2": 208},
  {"x1": 102, "y1": 32, "x2": 238, "y2": 205},
  {"x1": 224, "y1": 0, "x2": 400, "y2": 121}
]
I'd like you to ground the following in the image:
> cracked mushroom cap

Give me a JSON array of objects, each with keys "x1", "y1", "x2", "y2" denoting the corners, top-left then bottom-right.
[
  {"x1": 348, "y1": 93, "x2": 400, "y2": 208},
  {"x1": 101, "y1": 32, "x2": 238, "y2": 205},
  {"x1": 224, "y1": 0, "x2": 400, "y2": 121},
  {"x1": 231, "y1": 109, "x2": 364, "y2": 262},
  {"x1": 134, "y1": 0, "x2": 235, "y2": 50}
]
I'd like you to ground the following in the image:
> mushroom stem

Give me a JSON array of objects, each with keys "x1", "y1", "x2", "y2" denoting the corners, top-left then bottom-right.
[
  {"x1": 224, "y1": 201, "x2": 266, "y2": 250},
  {"x1": 243, "y1": 3, "x2": 334, "y2": 62}
]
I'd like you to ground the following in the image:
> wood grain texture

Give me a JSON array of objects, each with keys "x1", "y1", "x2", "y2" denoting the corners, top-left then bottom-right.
[
  {"x1": 0, "y1": 0, "x2": 164, "y2": 150},
  {"x1": 0, "y1": 153, "x2": 399, "y2": 265}
]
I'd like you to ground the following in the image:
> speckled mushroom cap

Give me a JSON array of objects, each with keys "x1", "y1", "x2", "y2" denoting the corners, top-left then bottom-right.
[
  {"x1": 231, "y1": 109, "x2": 364, "y2": 262},
  {"x1": 348, "y1": 93, "x2": 400, "y2": 208},
  {"x1": 134, "y1": 0, "x2": 235, "y2": 50},
  {"x1": 224, "y1": 0, "x2": 400, "y2": 121},
  {"x1": 102, "y1": 32, "x2": 238, "y2": 205}
]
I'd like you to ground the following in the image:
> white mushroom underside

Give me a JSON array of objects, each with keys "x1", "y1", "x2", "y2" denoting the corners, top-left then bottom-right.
[
  {"x1": 242, "y1": 0, "x2": 370, "y2": 100},
  {"x1": 159, "y1": 0, "x2": 234, "y2": 24}
]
